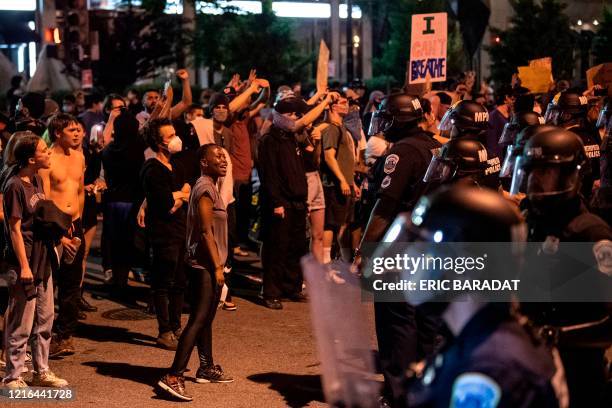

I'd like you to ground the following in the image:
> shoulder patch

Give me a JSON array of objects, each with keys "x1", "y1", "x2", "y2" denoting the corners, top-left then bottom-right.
[
  {"x1": 451, "y1": 372, "x2": 501, "y2": 408},
  {"x1": 593, "y1": 240, "x2": 612, "y2": 276},
  {"x1": 381, "y1": 175, "x2": 392, "y2": 189},
  {"x1": 384, "y1": 154, "x2": 400, "y2": 174}
]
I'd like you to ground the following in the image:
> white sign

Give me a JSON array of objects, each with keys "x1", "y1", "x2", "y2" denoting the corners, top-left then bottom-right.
[{"x1": 409, "y1": 13, "x2": 447, "y2": 84}]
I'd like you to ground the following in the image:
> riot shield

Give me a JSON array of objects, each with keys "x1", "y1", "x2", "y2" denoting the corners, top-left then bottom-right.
[{"x1": 301, "y1": 255, "x2": 380, "y2": 408}]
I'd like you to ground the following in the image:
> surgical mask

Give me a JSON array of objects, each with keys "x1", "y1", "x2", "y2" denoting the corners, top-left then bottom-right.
[
  {"x1": 213, "y1": 109, "x2": 228, "y2": 123},
  {"x1": 272, "y1": 111, "x2": 297, "y2": 132},
  {"x1": 165, "y1": 136, "x2": 183, "y2": 154}
]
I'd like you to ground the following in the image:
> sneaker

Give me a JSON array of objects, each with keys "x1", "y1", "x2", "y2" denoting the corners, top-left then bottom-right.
[
  {"x1": 156, "y1": 332, "x2": 178, "y2": 351},
  {"x1": 233, "y1": 247, "x2": 248, "y2": 257},
  {"x1": 3, "y1": 377, "x2": 28, "y2": 388},
  {"x1": 287, "y1": 292, "x2": 308, "y2": 302},
  {"x1": 103, "y1": 269, "x2": 113, "y2": 283},
  {"x1": 263, "y1": 298, "x2": 283, "y2": 310},
  {"x1": 195, "y1": 364, "x2": 234, "y2": 384},
  {"x1": 173, "y1": 327, "x2": 183, "y2": 339},
  {"x1": 157, "y1": 374, "x2": 193, "y2": 401},
  {"x1": 49, "y1": 336, "x2": 75, "y2": 358},
  {"x1": 222, "y1": 301, "x2": 237, "y2": 311},
  {"x1": 30, "y1": 370, "x2": 68, "y2": 388}
]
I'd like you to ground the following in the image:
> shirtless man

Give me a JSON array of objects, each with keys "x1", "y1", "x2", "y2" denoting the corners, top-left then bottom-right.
[{"x1": 39, "y1": 113, "x2": 86, "y2": 357}]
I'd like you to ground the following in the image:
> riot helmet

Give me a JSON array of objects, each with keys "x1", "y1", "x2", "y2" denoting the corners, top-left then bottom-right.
[
  {"x1": 499, "y1": 111, "x2": 545, "y2": 146},
  {"x1": 510, "y1": 129, "x2": 587, "y2": 205},
  {"x1": 368, "y1": 93, "x2": 423, "y2": 139},
  {"x1": 500, "y1": 124, "x2": 558, "y2": 179},
  {"x1": 439, "y1": 100, "x2": 489, "y2": 140},
  {"x1": 544, "y1": 91, "x2": 589, "y2": 127},
  {"x1": 423, "y1": 138, "x2": 489, "y2": 185}
]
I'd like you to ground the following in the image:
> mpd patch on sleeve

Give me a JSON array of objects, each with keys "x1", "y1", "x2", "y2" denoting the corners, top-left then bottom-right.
[
  {"x1": 384, "y1": 154, "x2": 400, "y2": 174},
  {"x1": 381, "y1": 175, "x2": 392, "y2": 189},
  {"x1": 450, "y1": 372, "x2": 501, "y2": 408},
  {"x1": 593, "y1": 240, "x2": 612, "y2": 276}
]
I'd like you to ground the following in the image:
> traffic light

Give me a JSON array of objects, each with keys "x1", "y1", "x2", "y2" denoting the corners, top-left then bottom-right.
[{"x1": 57, "y1": 0, "x2": 89, "y2": 66}]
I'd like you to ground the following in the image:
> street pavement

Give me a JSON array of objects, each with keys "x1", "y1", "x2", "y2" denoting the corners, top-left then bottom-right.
[{"x1": 1, "y1": 248, "x2": 377, "y2": 408}]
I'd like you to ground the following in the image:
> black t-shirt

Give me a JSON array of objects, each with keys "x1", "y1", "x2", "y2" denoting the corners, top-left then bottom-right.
[
  {"x1": 374, "y1": 131, "x2": 442, "y2": 210},
  {"x1": 2, "y1": 174, "x2": 46, "y2": 263},
  {"x1": 101, "y1": 134, "x2": 146, "y2": 203},
  {"x1": 140, "y1": 158, "x2": 187, "y2": 244}
]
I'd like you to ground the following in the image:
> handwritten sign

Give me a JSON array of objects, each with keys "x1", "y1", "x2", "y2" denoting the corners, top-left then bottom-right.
[
  {"x1": 517, "y1": 66, "x2": 552, "y2": 94},
  {"x1": 317, "y1": 40, "x2": 330, "y2": 92},
  {"x1": 409, "y1": 13, "x2": 447, "y2": 84},
  {"x1": 587, "y1": 63, "x2": 612, "y2": 90}
]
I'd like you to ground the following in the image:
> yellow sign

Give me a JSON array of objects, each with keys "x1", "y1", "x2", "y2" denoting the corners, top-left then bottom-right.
[
  {"x1": 586, "y1": 63, "x2": 612, "y2": 90},
  {"x1": 518, "y1": 65, "x2": 553, "y2": 94}
]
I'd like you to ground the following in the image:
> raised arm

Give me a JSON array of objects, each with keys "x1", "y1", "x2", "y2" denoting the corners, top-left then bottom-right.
[
  {"x1": 229, "y1": 79, "x2": 269, "y2": 113},
  {"x1": 170, "y1": 69, "x2": 193, "y2": 120},
  {"x1": 295, "y1": 92, "x2": 336, "y2": 130}
]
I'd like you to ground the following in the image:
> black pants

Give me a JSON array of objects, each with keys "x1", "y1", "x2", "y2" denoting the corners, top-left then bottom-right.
[
  {"x1": 150, "y1": 239, "x2": 186, "y2": 335},
  {"x1": 375, "y1": 301, "x2": 438, "y2": 407},
  {"x1": 261, "y1": 205, "x2": 308, "y2": 299},
  {"x1": 170, "y1": 266, "x2": 220, "y2": 375},
  {"x1": 103, "y1": 201, "x2": 136, "y2": 288},
  {"x1": 53, "y1": 219, "x2": 85, "y2": 339},
  {"x1": 560, "y1": 347, "x2": 607, "y2": 407},
  {"x1": 234, "y1": 179, "x2": 252, "y2": 245}
]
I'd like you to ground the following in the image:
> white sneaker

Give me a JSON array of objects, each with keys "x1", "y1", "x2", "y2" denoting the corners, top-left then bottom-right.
[{"x1": 30, "y1": 370, "x2": 68, "y2": 388}]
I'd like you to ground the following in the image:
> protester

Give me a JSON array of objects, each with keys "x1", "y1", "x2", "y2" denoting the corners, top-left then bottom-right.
[
  {"x1": 158, "y1": 144, "x2": 233, "y2": 401},
  {"x1": 38, "y1": 113, "x2": 86, "y2": 357},
  {"x1": 141, "y1": 118, "x2": 189, "y2": 350},
  {"x1": 101, "y1": 111, "x2": 146, "y2": 297},
  {"x1": 1, "y1": 133, "x2": 68, "y2": 388}
]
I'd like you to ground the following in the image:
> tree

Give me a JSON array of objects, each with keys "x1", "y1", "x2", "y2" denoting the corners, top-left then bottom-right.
[
  {"x1": 487, "y1": 0, "x2": 575, "y2": 85},
  {"x1": 194, "y1": 3, "x2": 310, "y2": 87},
  {"x1": 592, "y1": 6, "x2": 612, "y2": 65}
]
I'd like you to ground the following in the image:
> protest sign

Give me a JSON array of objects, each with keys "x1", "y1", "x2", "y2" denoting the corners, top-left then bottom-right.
[
  {"x1": 409, "y1": 13, "x2": 447, "y2": 84},
  {"x1": 316, "y1": 39, "x2": 330, "y2": 92}
]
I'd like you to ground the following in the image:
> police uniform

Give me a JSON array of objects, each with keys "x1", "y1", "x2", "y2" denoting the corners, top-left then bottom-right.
[
  {"x1": 566, "y1": 125, "x2": 601, "y2": 200},
  {"x1": 370, "y1": 128, "x2": 442, "y2": 407},
  {"x1": 406, "y1": 304, "x2": 562, "y2": 408},
  {"x1": 374, "y1": 128, "x2": 442, "y2": 210},
  {"x1": 523, "y1": 197, "x2": 612, "y2": 408}
]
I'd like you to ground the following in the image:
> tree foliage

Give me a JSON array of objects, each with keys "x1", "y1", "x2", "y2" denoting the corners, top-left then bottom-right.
[
  {"x1": 487, "y1": 0, "x2": 575, "y2": 85},
  {"x1": 194, "y1": 4, "x2": 310, "y2": 87},
  {"x1": 592, "y1": 6, "x2": 612, "y2": 65}
]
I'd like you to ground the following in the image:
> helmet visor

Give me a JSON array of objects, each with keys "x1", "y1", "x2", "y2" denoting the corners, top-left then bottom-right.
[
  {"x1": 525, "y1": 164, "x2": 580, "y2": 198},
  {"x1": 500, "y1": 145, "x2": 517, "y2": 178},
  {"x1": 437, "y1": 108, "x2": 454, "y2": 131},
  {"x1": 596, "y1": 108, "x2": 611, "y2": 129},
  {"x1": 368, "y1": 110, "x2": 394, "y2": 137},
  {"x1": 423, "y1": 156, "x2": 456, "y2": 183},
  {"x1": 509, "y1": 156, "x2": 529, "y2": 195},
  {"x1": 499, "y1": 123, "x2": 519, "y2": 145},
  {"x1": 543, "y1": 103, "x2": 560, "y2": 125}
]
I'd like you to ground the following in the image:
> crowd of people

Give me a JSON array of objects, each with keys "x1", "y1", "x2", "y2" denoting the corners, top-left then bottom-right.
[{"x1": 0, "y1": 64, "x2": 610, "y2": 407}]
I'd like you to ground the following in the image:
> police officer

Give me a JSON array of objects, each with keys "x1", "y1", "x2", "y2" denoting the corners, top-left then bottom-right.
[
  {"x1": 591, "y1": 99, "x2": 612, "y2": 225},
  {"x1": 510, "y1": 128, "x2": 612, "y2": 407},
  {"x1": 378, "y1": 185, "x2": 565, "y2": 408},
  {"x1": 357, "y1": 92, "x2": 441, "y2": 407},
  {"x1": 500, "y1": 124, "x2": 558, "y2": 183},
  {"x1": 498, "y1": 111, "x2": 545, "y2": 151},
  {"x1": 438, "y1": 100, "x2": 502, "y2": 190},
  {"x1": 422, "y1": 138, "x2": 489, "y2": 193},
  {"x1": 544, "y1": 91, "x2": 601, "y2": 199}
]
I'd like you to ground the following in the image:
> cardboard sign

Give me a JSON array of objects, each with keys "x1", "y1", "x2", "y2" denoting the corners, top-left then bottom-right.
[
  {"x1": 409, "y1": 13, "x2": 447, "y2": 84},
  {"x1": 517, "y1": 65, "x2": 552, "y2": 94},
  {"x1": 587, "y1": 63, "x2": 612, "y2": 90},
  {"x1": 316, "y1": 40, "x2": 330, "y2": 92}
]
